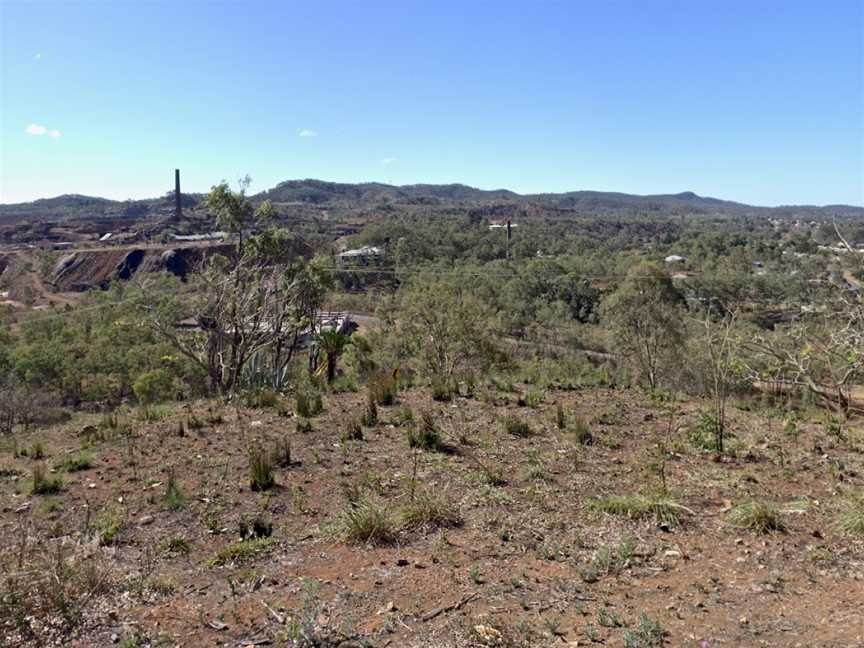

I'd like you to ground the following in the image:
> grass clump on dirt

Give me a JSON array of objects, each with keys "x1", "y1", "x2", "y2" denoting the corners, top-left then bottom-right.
[
  {"x1": 623, "y1": 611, "x2": 666, "y2": 647},
  {"x1": 728, "y1": 499, "x2": 786, "y2": 534},
  {"x1": 835, "y1": 492, "x2": 864, "y2": 537},
  {"x1": 163, "y1": 473, "x2": 185, "y2": 510},
  {"x1": 206, "y1": 538, "x2": 274, "y2": 567},
  {"x1": 55, "y1": 452, "x2": 93, "y2": 472},
  {"x1": 336, "y1": 500, "x2": 397, "y2": 545},
  {"x1": 501, "y1": 414, "x2": 532, "y2": 438},
  {"x1": 248, "y1": 445, "x2": 275, "y2": 492},
  {"x1": 30, "y1": 464, "x2": 63, "y2": 495},
  {"x1": 591, "y1": 492, "x2": 689, "y2": 526},
  {"x1": 400, "y1": 491, "x2": 462, "y2": 531},
  {"x1": 407, "y1": 411, "x2": 444, "y2": 451}
]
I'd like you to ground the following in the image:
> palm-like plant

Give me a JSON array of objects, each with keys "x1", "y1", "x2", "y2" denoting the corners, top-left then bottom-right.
[{"x1": 316, "y1": 329, "x2": 350, "y2": 383}]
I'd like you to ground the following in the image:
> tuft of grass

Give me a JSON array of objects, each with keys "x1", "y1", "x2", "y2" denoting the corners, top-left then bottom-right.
[
  {"x1": 556, "y1": 403, "x2": 566, "y2": 429},
  {"x1": 31, "y1": 463, "x2": 63, "y2": 495},
  {"x1": 623, "y1": 611, "x2": 666, "y2": 647},
  {"x1": 728, "y1": 499, "x2": 786, "y2": 534},
  {"x1": 408, "y1": 411, "x2": 444, "y2": 451},
  {"x1": 295, "y1": 417, "x2": 313, "y2": 433},
  {"x1": 343, "y1": 418, "x2": 364, "y2": 441},
  {"x1": 501, "y1": 415, "x2": 532, "y2": 438},
  {"x1": 295, "y1": 390, "x2": 324, "y2": 418},
  {"x1": 248, "y1": 446, "x2": 275, "y2": 492},
  {"x1": 361, "y1": 392, "x2": 378, "y2": 426},
  {"x1": 591, "y1": 492, "x2": 689, "y2": 526},
  {"x1": 163, "y1": 473, "x2": 185, "y2": 510},
  {"x1": 571, "y1": 416, "x2": 593, "y2": 445},
  {"x1": 336, "y1": 500, "x2": 397, "y2": 545},
  {"x1": 368, "y1": 371, "x2": 398, "y2": 405},
  {"x1": 836, "y1": 492, "x2": 864, "y2": 537},
  {"x1": 56, "y1": 452, "x2": 93, "y2": 472},
  {"x1": 400, "y1": 491, "x2": 462, "y2": 530},
  {"x1": 271, "y1": 436, "x2": 292, "y2": 468},
  {"x1": 160, "y1": 535, "x2": 191, "y2": 554},
  {"x1": 93, "y1": 503, "x2": 126, "y2": 545},
  {"x1": 206, "y1": 538, "x2": 274, "y2": 567},
  {"x1": 431, "y1": 374, "x2": 454, "y2": 402}
]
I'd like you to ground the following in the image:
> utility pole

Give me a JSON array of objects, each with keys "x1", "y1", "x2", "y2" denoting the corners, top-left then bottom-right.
[{"x1": 174, "y1": 169, "x2": 182, "y2": 220}]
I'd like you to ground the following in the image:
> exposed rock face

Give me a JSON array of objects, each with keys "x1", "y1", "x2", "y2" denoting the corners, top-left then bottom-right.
[{"x1": 50, "y1": 239, "x2": 312, "y2": 291}]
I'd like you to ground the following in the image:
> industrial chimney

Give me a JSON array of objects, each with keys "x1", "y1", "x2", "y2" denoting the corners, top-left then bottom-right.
[{"x1": 174, "y1": 169, "x2": 182, "y2": 220}]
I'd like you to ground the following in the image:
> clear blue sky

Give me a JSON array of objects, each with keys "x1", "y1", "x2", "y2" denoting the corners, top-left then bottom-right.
[{"x1": 1, "y1": 0, "x2": 862, "y2": 206}]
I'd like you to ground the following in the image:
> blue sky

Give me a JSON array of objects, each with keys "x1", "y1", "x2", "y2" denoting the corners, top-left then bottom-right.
[{"x1": 1, "y1": 0, "x2": 862, "y2": 206}]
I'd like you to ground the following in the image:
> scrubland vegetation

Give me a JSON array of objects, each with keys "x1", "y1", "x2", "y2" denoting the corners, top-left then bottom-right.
[{"x1": 1, "y1": 180, "x2": 863, "y2": 647}]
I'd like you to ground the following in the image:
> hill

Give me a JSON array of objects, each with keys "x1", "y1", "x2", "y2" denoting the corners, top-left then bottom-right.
[{"x1": 2, "y1": 180, "x2": 862, "y2": 223}]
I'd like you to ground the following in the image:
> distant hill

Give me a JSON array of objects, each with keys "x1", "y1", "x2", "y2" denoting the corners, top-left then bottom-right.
[{"x1": 2, "y1": 180, "x2": 862, "y2": 223}]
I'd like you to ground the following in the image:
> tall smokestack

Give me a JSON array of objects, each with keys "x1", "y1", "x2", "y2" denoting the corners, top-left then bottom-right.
[{"x1": 174, "y1": 169, "x2": 182, "y2": 220}]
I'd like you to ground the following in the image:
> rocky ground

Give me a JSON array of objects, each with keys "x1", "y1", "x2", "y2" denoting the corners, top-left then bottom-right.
[{"x1": 1, "y1": 385, "x2": 863, "y2": 647}]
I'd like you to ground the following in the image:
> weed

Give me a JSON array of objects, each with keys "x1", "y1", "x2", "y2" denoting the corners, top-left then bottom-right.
[
  {"x1": 207, "y1": 538, "x2": 274, "y2": 567},
  {"x1": 408, "y1": 411, "x2": 444, "y2": 451},
  {"x1": 336, "y1": 500, "x2": 397, "y2": 545},
  {"x1": 295, "y1": 389, "x2": 324, "y2": 418},
  {"x1": 836, "y1": 492, "x2": 864, "y2": 537},
  {"x1": 163, "y1": 473, "x2": 185, "y2": 510},
  {"x1": 271, "y1": 436, "x2": 292, "y2": 468},
  {"x1": 238, "y1": 514, "x2": 273, "y2": 540},
  {"x1": 501, "y1": 415, "x2": 532, "y2": 438},
  {"x1": 56, "y1": 452, "x2": 93, "y2": 472},
  {"x1": 93, "y1": 503, "x2": 126, "y2": 545},
  {"x1": 31, "y1": 464, "x2": 63, "y2": 495},
  {"x1": 161, "y1": 535, "x2": 191, "y2": 554},
  {"x1": 591, "y1": 492, "x2": 689, "y2": 526},
  {"x1": 400, "y1": 490, "x2": 462, "y2": 530},
  {"x1": 431, "y1": 374, "x2": 454, "y2": 402},
  {"x1": 369, "y1": 371, "x2": 398, "y2": 405},
  {"x1": 295, "y1": 417, "x2": 313, "y2": 433},
  {"x1": 242, "y1": 387, "x2": 280, "y2": 409},
  {"x1": 623, "y1": 611, "x2": 666, "y2": 647},
  {"x1": 343, "y1": 418, "x2": 364, "y2": 442},
  {"x1": 248, "y1": 446, "x2": 275, "y2": 492},
  {"x1": 468, "y1": 565, "x2": 483, "y2": 584},
  {"x1": 571, "y1": 416, "x2": 593, "y2": 445},
  {"x1": 361, "y1": 392, "x2": 378, "y2": 426},
  {"x1": 728, "y1": 499, "x2": 786, "y2": 534}
]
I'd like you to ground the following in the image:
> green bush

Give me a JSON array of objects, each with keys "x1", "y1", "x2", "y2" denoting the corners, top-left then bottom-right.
[
  {"x1": 408, "y1": 411, "x2": 444, "y2": 451},
  {"x1": 368, "y1": 371, "x2": 398, "y2": 405},
  {"x1": 132, "y1": 368, "x2": 174, "y2": 406}
]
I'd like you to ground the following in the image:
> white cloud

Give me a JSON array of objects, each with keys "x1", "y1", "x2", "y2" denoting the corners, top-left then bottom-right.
[
  {"x1": 298, "y1": 128, "x2": 318, "y2": 137},
  {"x1": 380, "y1": 157, "x2": 398, "y2": 166},
  {"x1": 34, "y1": 53, "x2": 41, "y2": 60},
  {"x1": 25, "y1": 123, "x2": 61, "y2": 138}
]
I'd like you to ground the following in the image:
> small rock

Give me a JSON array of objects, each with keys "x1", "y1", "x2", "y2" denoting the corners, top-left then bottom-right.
[
  {"x1": 111, "y1": 633, "x2": 119, "y2": 643},
  {"x1": 138, "y1": 515, "x2": 154, "y2": 526},
  {"x1": 739, "y1": 616, "x2": 749, "y2": 625}
]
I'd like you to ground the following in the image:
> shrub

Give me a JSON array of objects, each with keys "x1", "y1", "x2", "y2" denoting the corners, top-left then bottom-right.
[
  {"x1": 728, "y1": 499, "x2": 786, "y2": 534},
  {"x1": 295, "y1": 417, "x2": 313, "y2": 433},
  {"x1": 132, "y1": 368, "x2": 174, "y2": 406},
  {"x1": 837, "y1": 492, "x2": 864, "y2": 537},
  {"x1": 31, "y1": 464, "x2": 63, "y2": 495},
  {"x1": 368, "y1": 371, "x2": 398, "y2": 405},
  {"x1": 241, "y1": 387, "x2": 280, "y2": 409},
  {"x1": 430, "y1": 374, "x2": 453, "y2": 402},
  {"x1": 501, "y1": 415, "x2": 532, "y2": 438},
  {"x1": 395, "y1": 404, "x2": 415, "y2": 426},
  {"x1": 295, "y1": 389, "x2": 324, "y2": 418},
  {"x1": 336, "y1": 501, "x2": 397, "y2": 545},
  {"x1": 408, "y1": 411, "x2": 443, "y2": 451},
  {"x1": 248, "y1": 446, "x2": 275, "y2": 492}
]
